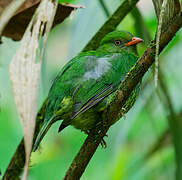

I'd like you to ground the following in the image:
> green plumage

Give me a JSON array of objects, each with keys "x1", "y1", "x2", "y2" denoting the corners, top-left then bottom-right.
[{"x1": 33, "y1": 30, "x2": 142, "y2": 151}]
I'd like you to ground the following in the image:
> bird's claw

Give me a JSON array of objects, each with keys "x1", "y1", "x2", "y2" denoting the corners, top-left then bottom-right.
[
  {"x1": 83, "y1": 127, "x2": 108, "y2": 148},
  {"x1": 83, "y1": 130, "x2": 90, "y2": 135}
]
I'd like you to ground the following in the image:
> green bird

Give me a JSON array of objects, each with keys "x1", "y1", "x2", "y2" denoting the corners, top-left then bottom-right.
[{"x1": 33, "y1": 30, "x2": 143, "y2": 151}]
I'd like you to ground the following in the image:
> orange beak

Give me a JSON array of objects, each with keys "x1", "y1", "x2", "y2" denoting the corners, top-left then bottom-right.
[{"x1": 125, "y1": 37, "x2": 143, "y2": 46}]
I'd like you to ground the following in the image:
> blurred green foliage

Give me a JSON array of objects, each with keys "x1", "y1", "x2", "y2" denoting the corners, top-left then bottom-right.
[
  {"x1": 0, "y1": 0, "x2": 182, "y2": 179},
  {"x1": 58, "y1": 0, "x2": 77, "y2": 3}
]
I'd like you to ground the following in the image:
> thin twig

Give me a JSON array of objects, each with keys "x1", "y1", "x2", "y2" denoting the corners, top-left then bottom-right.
[
  {"x1": 130, "y1": 6, "x2": 172, "y2": 167},
  {"x1": 154, "y1": 0, "x2": 168, "y2": 88}
]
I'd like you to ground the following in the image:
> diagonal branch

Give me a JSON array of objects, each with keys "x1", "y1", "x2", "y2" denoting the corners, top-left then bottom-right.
[{"x1": 63, "y1": 11, "x2": 182, "y2": 180}]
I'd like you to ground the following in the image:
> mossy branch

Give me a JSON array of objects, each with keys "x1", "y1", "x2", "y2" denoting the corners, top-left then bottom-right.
[{"x1": 63, "y1": 11, "x2": 182, "y2": 180}]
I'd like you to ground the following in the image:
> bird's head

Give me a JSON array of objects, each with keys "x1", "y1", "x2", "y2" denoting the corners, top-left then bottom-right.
[{"x1": 98, "y1": 30, "x2": 143, "y2": 55}]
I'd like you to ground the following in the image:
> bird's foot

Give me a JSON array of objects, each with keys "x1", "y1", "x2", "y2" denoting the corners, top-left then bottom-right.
[
  {"x1": 83, "y1": 130, "x2": 90, "y2": 135},
  {"x1": 83, "y1": 129, "x2": 108, "y2": 148}
]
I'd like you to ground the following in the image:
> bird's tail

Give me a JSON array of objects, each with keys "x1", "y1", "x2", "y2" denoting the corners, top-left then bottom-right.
[{"x1": 32, "y1": 119, "x2": 53, "y2": 152}]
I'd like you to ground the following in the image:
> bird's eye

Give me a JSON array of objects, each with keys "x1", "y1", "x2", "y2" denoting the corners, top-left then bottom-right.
[{"x1": 114, "y1": 40, "x2": 121, "y2": 46}]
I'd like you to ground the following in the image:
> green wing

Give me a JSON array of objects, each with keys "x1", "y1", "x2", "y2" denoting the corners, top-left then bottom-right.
[
  {"x1": 47, "y1": 52, "x2": 136, "y2": 120},
  {"x1": 34, "y1": 50, "x2": 138, "y2": 151},
  {"x1": 71, "y1": 52, "x2": 138, "y2": 119},
  {"x1": 71, "y1": 83, "x2": 115, "y2": 118},
  {"x1": 71, "y1": 56, "x2": 123, "y2": 118},
  {"x1": 45, "y1": 51, "x2": 98, "y2": 120}
]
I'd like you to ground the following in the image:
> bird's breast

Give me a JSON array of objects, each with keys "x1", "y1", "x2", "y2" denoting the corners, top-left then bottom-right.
[{"x1": 83, "y1": 57, "x2": 112, "y2": 81}]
